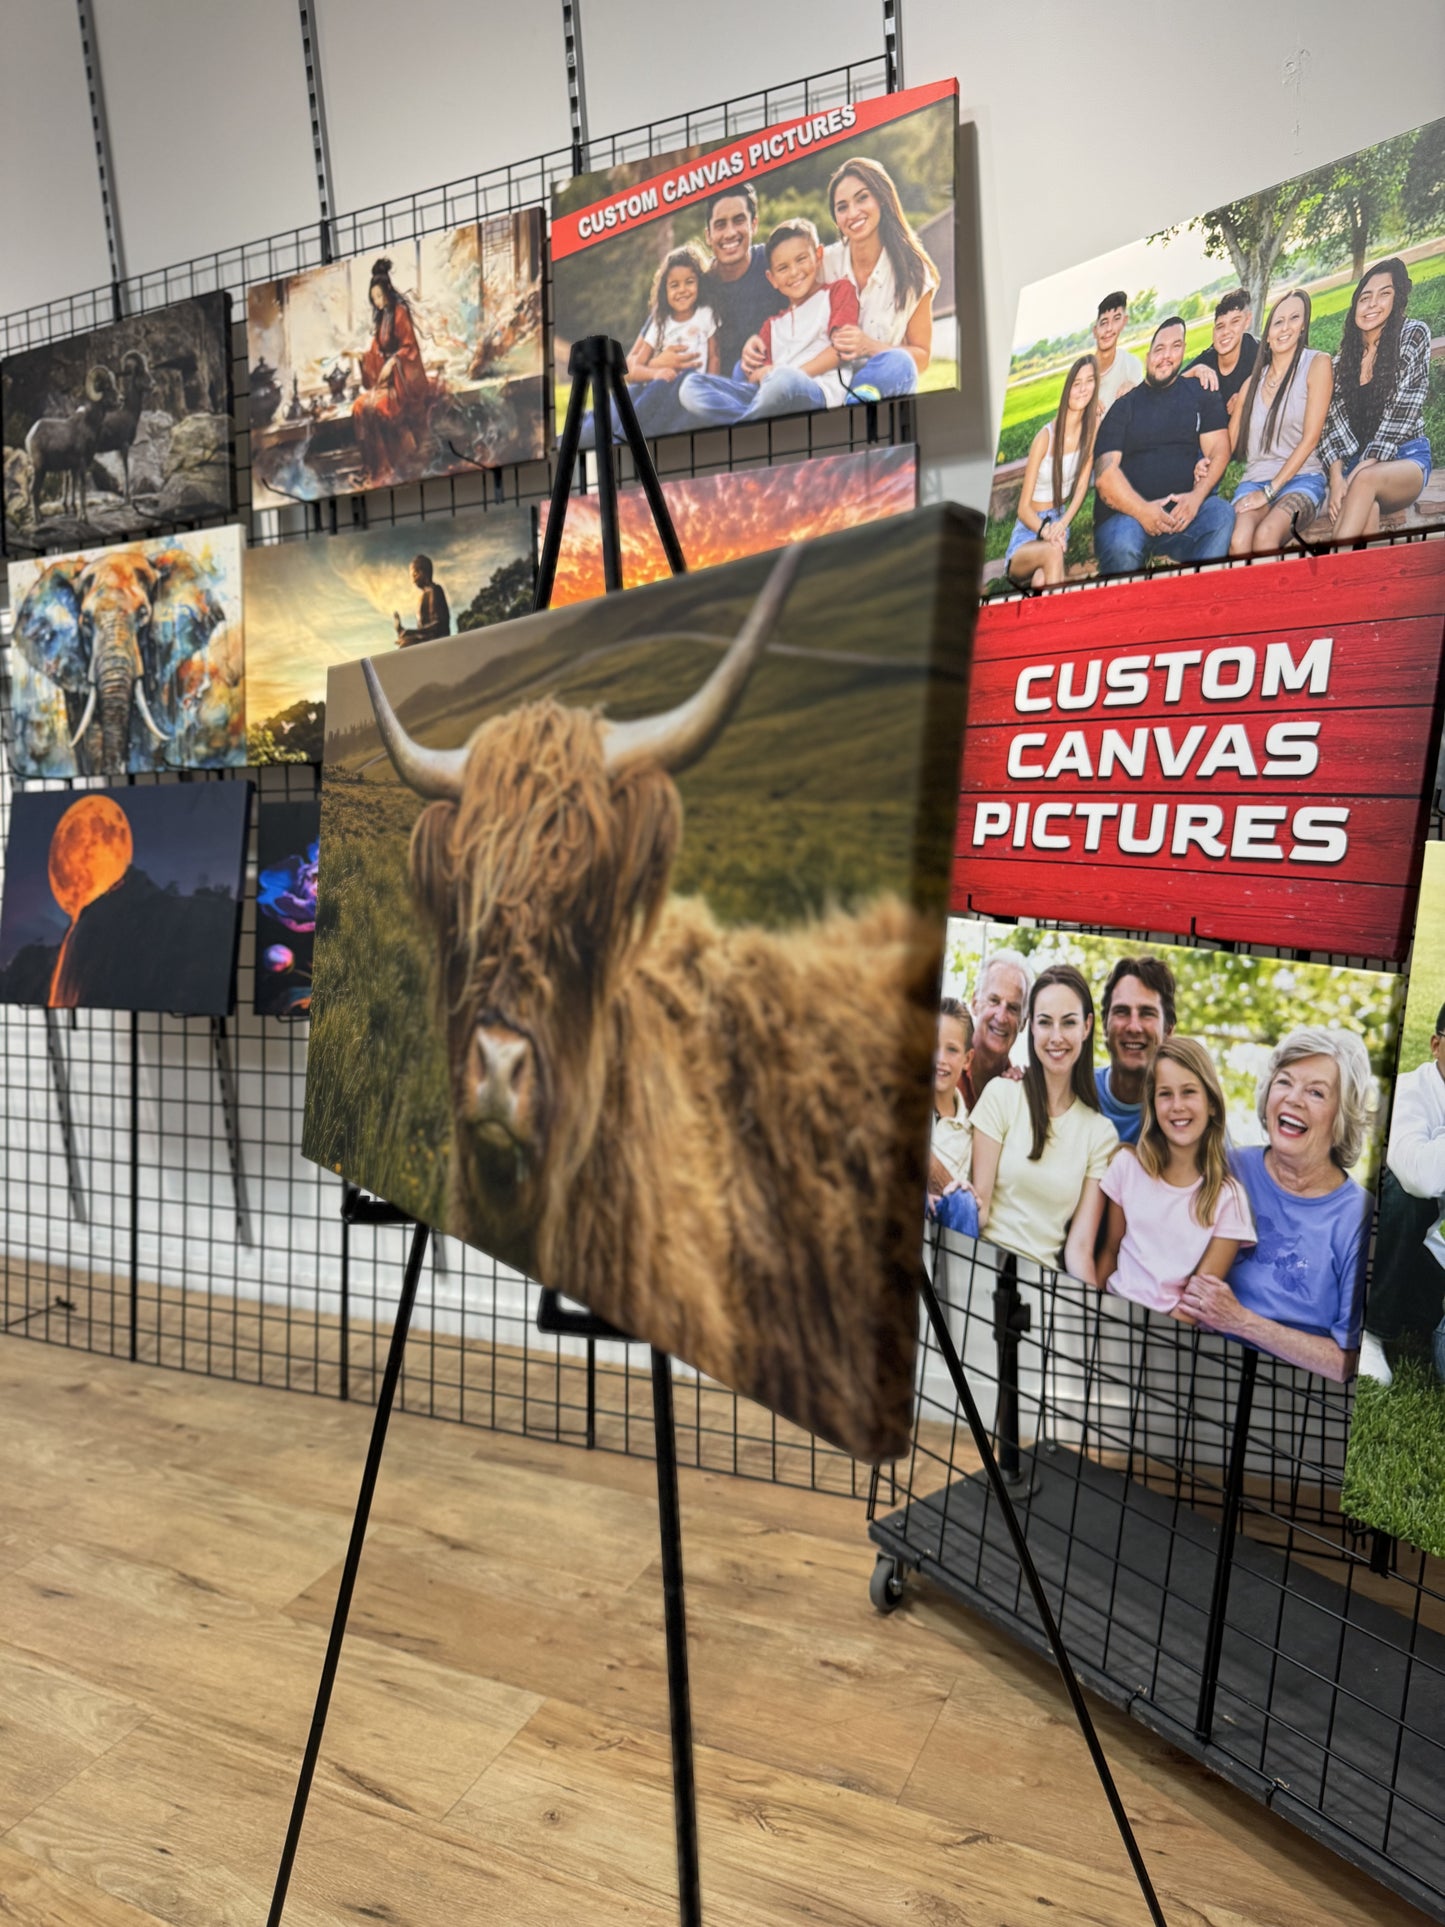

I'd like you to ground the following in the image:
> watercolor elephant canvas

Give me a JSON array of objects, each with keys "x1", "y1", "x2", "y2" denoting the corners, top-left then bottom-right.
[
  {"x1": 7, "y1": 526, "x2": 245, "y2": 779},
  {"x1": 253, "y1": 799, "x2": 320, "y2": 1018},
  {"x1": 1, "y1": 291, "x2": 234, "y2": 549},
  {"x1": 0, "y1": 782, "x2": 251, "y2": 1016},
  {"x1": 303, "y1": 505, "x2": 983, "y2": 1460},
  {"x1": 246, "y1": 215, "x2": 544, "y2": 508}
]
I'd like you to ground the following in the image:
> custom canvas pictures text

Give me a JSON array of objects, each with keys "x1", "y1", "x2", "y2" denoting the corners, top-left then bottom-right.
[
  {"x1": 247, "y1": 215, "x2": 545, "y2": 507},
  {"x1": 304, "y1": 508, "x2": 981, "y2": 1461},
  {"x1": 551, "y1": 82, "x2": 958, "y2": 445},
  {"x1": 935, "y1": 921, "x2": 1399, "y2": 1382},
  {"x1": 987, "y1": 115, "x2": 1445, "y2": 588}
]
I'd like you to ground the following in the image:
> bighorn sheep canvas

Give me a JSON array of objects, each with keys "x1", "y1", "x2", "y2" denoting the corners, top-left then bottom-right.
[
  {"x1": 1, "y1": 292, "x2": 234, "y2": 549},
  {"x1": 303, "y1": 506, "x2": 981, "y2": 1459}
]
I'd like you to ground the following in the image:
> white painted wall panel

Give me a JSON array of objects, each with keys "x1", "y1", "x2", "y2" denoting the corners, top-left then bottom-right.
[
  {"x1": 0, "y1": 1, "x2": 110, "y2": 315},
  {"x1": 316, "y1": 0, "x2": 572, "y2": 215},
  {"x1": 90, "y1": 0, "x2": 319, "y2": 279}
]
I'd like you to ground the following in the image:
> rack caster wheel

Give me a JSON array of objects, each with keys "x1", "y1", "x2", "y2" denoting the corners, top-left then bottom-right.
[{"x1": 869, "y1": 1554, "x2": 905, "y2": 1614}]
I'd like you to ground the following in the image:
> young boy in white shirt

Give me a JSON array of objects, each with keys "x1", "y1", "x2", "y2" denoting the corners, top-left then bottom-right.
[{"x1": 741, "y1": 219, "x2": 860, "y2": 415}]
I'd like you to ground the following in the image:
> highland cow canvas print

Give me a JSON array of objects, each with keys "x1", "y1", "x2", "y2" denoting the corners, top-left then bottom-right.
[
  {"x1": 0, "y1": 782, "x2": 250, "y2": 1016},
  {"x1": 1, "y1": 291, "x2": 234, "y2": 549},
  {"x1": 7, "y1": 526, "x2": 246, "y2": 779},
  {"x1": 244, "y1": 506, "x2": 535, "y2": 763},
  {"x1": 246, "y1": 214, "x2": 544, "y2": 509},
  {"x1": 254, "y1": 799, "x2": 320, "y2": 1018},
  {"x1": 304, "y1": 505, "x2": 982, "y2": 1459}
]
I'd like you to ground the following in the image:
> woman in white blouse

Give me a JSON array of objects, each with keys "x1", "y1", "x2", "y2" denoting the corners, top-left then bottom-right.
[{"x1": 820, "y1": 155, "x2": 940, "y2": 401}]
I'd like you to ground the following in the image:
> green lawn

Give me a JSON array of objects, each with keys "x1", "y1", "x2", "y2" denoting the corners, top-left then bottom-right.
[
  {"x1": 1401, "y1": 854, "x2": 1445, "y2": 1077},
  {"x1": 1342, "y1": 1349, "x2": 1445, "y2": 1557}
]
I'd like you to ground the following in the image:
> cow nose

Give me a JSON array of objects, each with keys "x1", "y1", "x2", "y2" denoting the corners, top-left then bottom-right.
[{"x1": 471, "y1": 1022, "x2": 535, "y2": 1136}]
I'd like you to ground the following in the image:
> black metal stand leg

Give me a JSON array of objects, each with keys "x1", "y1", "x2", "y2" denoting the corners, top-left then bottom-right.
[
  {"x1": 266, "y1": 1219, "x2": 430, "y2": 1926},
  {"x1": 651, "y1": 1348, "x2": 702, "y2": 1927},
  {"x1": 1194, "y1": 1347, "x2": 1258, "y2": 1742},
  {"x1": 917, "y1": 1262, "x2": 1168, "y2": 1927},
  {"x1": 991, "y1": 1252, "x2": 1033, "y2": 1494},
  {"x1": 43, "y1": 1010, "x2": 87, "y2": 1224},
  {"x1": 210, "y1": 1016, "x2": 254, "y2": 1248}
]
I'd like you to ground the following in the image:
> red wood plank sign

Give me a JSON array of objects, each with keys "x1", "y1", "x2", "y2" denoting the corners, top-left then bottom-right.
[{"x1": 954, "y1": 546, "x2": 1445, "y2": 958}]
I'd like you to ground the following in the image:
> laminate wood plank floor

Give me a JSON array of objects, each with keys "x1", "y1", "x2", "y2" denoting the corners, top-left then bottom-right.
[{"x1": 0, "y1": 1337, "x2": 1430, "y2": 1926}]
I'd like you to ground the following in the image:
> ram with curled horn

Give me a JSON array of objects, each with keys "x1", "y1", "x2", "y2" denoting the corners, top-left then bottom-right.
[{"x1": 313, "y1": 510, "x2": 976, "y2": 1460}]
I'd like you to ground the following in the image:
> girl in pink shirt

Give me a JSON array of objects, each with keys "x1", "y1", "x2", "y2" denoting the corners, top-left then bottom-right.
[{"x1": 1097, "y1": 1036, "x2": 1255, "y2": 1313}]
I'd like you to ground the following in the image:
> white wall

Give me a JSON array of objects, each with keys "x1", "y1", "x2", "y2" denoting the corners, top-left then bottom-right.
[
  {"x1": 0, "y1": 2, "x2": 111, "y2": 314},
  {"x1": 5, "y1": 0, "x2": 1444, "y2": 509}
]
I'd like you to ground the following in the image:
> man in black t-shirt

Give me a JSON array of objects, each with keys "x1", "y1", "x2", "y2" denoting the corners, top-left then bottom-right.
[
  {"x1": 1183, "y1": 288, "x2": 1258, "y2": 420},
  {"x1": 1092, "y1": 316, "x2": 1236, "y2": 575},
  {"x1": 676, "y1": 184, "x2": 790, "y2": 425}
]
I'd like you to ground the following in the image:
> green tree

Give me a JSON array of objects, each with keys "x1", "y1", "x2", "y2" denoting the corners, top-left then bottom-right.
[
  {"x1": 1312, "y1": 135, "x2": 1414, "y2": 282},
  {"x1": 1402, "y1": 120, "x2": 1445, "y2": 239},
  {"x1": 1149, "y1": 172, "x2": 1332, "y2": 336},
  {"x1": 1131, "y1": 286, "x2": 1159, "y2": 328},
  {"x1": 457, "y1": 554, "x2": 535, "y2": 630}
]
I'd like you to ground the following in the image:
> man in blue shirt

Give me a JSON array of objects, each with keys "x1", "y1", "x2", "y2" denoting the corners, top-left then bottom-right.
[
  {"x1": 1094, "y1": 956, "x2": 1177, "y2": 1143},
  {"x1": 1092, "y1": 316, "x2": 1236, "y2": 575}
]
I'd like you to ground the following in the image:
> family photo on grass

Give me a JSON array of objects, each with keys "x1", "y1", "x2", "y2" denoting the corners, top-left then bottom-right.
[
  {"x1": 988, "y1": 114, "x2": 1445, "y2": 585},
  {"x1": 933, "y1": 922, "x2": 1400, "y2": 1383},
  {"x1": 551, "y1": 82, "x2": 958, "y2": 443}
]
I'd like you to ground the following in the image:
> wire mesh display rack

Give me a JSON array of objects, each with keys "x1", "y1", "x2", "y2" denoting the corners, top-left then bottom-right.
[
  {"x1": 0, "y1": 56, "x2": 906, "y2": 1502},
  {"x1": 871, "y1": 882, "x2": 1445, "y2": 1922}
]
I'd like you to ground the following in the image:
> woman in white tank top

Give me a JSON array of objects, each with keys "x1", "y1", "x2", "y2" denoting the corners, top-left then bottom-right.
[
  {"x1": 1227, "y1": 288, "x2": 1334, "y2": 557},
  {"x1": 1006, "y1": 354, "x2": 1099, "y2": 589}
]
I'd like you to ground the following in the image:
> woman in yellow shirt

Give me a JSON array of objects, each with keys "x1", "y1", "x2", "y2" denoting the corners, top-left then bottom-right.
[{"x1": 969, "y1": 963, "x2": 1119, "y2": 1279}]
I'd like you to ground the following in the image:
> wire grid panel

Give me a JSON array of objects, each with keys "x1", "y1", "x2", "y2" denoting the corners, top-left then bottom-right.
[{"x1": 0, "y1": 60, "x2": 898, "y2": 1502}]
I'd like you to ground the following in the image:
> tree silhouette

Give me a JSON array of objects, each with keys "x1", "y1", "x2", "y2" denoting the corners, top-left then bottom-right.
[{"x1": 1149, "y1": 170, "x2": 1331, "y2": 331}]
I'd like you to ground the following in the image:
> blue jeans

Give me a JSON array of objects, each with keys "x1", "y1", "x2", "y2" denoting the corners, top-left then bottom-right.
[
  {"x1": 929, "y1": 1188, "x2": 980, "y2": 1239},
  {"x1": 678, "y1": 363, "x2": 828, "y2": 426},
  {"x1": 842, "y1": 346, "x2": 918, "y2": 401},
  {"x1": 1093, "y1": 492, "x2": 1236, "y2": 575},
  {"x1": 579, "y1": 378, "x2": 694, "y2": 449}
]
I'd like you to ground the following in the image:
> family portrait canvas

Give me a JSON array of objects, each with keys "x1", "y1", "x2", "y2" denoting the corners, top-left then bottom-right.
[
  {"x1": 1343, "y1": 843, "x2": 1445, "y2": 1556},
  {"x1": 987, "y1": 114, "x2": 1445, "y2": 588},
  {"x1": 2, "y1": 291, "x2": 234, "y2": 550},
  {"x1": 551, "y1": 80, "x2": 958, "y2": 444},
  {"x1": 537, "y1": 444, "x2": 917, "y2": 604},
  {"x1": 0, "y1": 782, "x2": 250, "y2": 1016},
  {"x1": 253, "y1": 799, "x2": 320, "y2": 1019},
  {"x1": 8, "y1": 526, "x2": 246, "y2": 779},
  {"x1": 244, "y1": 505, "x2": 535, "y2": 763},
  {"x1": 303, "y1": 506, "x2": 982, "y2": 1460},
  {"x1": 246, "y1": 213, "x2": 545, "y2": 508},
  {"x1": 935, "y1": 921, "x2": 1399, "y2": 1382}
]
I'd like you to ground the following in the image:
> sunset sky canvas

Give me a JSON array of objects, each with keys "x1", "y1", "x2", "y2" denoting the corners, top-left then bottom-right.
[{"x1": 0, "y1": 782, "x2": 250, "y2": 1016}]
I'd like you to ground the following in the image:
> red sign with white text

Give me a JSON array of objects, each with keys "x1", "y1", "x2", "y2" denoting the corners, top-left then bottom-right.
[{"x1": 955, "y1": 545, "x2": 1445, "y2": 958}]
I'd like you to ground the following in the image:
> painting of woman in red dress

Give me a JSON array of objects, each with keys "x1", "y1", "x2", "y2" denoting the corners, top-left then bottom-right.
[{"x1": 352, "y1": 257, "x2": 437, "y2": 484}]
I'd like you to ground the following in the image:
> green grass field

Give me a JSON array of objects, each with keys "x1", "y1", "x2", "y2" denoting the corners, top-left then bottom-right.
[
  {"x1": 1342, "y1": 1350, "x2": 1445, "y2": 1556},
  {"x1": 993, "y1": 246, "x2": 1445, "y2": 471},
  {"x1": 1399, "y1": 850, "x2": 1445, "y2": 1077}
]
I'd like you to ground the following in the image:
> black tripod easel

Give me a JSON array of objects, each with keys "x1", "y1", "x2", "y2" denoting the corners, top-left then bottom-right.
[
  {"x1": 266, "y1": 336, "x2": 699, "y2": 1926},
  {"x1": 266, "y1": 336, "x2": 1162, "y2": 1927}
]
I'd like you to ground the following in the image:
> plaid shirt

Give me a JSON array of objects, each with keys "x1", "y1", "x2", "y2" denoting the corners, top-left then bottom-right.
[{"x1": 1319, "y1": 316, "x2": 1432, "y2": 469}]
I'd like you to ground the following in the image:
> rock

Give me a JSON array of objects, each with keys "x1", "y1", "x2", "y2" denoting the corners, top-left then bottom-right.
[{"x1": 154, "y1": 411, "x2": 232, "y2": 516}]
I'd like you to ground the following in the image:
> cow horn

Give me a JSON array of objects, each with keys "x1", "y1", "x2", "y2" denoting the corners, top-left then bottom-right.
[
  {"x1": 602, "y1": 542, "x2": 804, "y2": 775},
  {"x1": 362, "y1": 658, "x2": 469, "y2": 801}
]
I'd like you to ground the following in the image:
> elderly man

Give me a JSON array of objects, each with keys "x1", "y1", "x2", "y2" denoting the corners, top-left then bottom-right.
[
  {"x1": 959, "y1": 949, "x2": 1032, "y2": 1110},
  {"x1": 1094, "y1": 956, "x2": 1177, "y2": 1143},
  {"x1": 1359, "y1": 1002, "x2": 1445, "y2": 1386},
  {"x1": 1092, "y1": 316, "x2": 1235, "y2": 576}
]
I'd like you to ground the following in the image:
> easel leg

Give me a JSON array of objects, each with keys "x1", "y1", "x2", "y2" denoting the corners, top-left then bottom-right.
[
  {"x1": 267, "y1": 1220, "x2": 430, "y2": 1925},
  {"x1": 916, "y1": 1261, "x2": 1168, "y2": 1927},
  {"x1": 42, "y1": 1010, "x2": 87, "y2": 1225},
  {"x1": 1194, "y1": 1347, "x2": 1258, "y2": 1741},
  {"x1": 651, "y1": 1348, "x2": 702, "y2": 1926}
]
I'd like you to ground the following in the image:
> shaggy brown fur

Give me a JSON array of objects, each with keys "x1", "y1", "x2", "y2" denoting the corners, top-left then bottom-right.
[{"x1": 410, "y1": 697, "x2": 936, "y2": 1462}]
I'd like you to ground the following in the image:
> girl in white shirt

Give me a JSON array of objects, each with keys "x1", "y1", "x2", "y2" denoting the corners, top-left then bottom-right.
[{"x1": 626, "y1": 244, "x2": 721, "y2": 387}]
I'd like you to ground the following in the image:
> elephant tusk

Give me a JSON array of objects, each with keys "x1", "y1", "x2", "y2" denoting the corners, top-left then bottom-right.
[
  {"x1": 132, "y1": 683, "x2": 173, "y2": 743},
  {"x1": 69, "y1": 685, "x2": 98, "y2": 746}
]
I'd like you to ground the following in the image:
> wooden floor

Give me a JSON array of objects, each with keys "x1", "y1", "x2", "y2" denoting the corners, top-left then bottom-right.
[{"x1": 0, "y1": 1340, "x2": 1430, "y2": 1927}]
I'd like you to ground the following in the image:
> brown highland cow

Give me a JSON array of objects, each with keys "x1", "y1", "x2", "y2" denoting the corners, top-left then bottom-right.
[{"x1": 362, "y1": 546, "x2": 937, "y2": 1460}]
